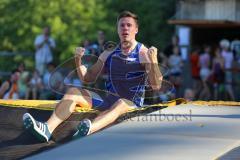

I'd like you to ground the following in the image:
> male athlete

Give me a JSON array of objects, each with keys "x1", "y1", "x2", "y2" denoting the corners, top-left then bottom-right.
[{"x1": 23, "y1": 11, "x2": 162, "y2": 142}]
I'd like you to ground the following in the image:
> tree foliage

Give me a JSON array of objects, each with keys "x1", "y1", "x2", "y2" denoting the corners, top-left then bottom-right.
[
  {"x1": 104, "y1": 0, "x2": 176, "y2": 49},
  {"x1": 0, "y1": 0, "x2": 176, "y2": 69}
]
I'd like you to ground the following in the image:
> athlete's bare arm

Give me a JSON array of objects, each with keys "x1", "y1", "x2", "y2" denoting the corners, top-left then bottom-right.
[
  {"x1": 75, "y1": 47, "x2": 114, "y2": 83},
  {"x1": 139, "y1": 45, "x2": 162, "y2": 90}
]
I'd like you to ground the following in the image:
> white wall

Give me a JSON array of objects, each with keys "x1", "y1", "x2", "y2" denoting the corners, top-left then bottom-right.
[
  {"x1": 205, "y1": 0, "x2": 236, "y2": 20},
  {"x1": 178, "y1": 0, "x2": 239, "y2": 21},
  {"x1": 236, "y1": 0, "x2": 240, "y2": 21}
]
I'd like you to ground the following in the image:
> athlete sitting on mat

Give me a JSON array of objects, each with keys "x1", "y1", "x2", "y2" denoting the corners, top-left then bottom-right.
[{"x1": 23, "y1": 10, "x2": 162, "y2": 142}]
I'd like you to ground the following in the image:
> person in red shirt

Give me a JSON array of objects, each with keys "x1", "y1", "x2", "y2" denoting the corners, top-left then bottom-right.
[{"x1": 190, "y1": 47, "x2": 201, "y2": 98}]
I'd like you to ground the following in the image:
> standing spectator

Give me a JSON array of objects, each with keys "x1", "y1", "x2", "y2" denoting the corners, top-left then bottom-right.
[
  {"x1": 211, "y1": 47, "x2": 225, "y2": 100},
  {"x1": 199, "y1": 45, "x2": 211, "y2": 100},
  {"x1": 231, "y1": 38, "x2": 240, "y2": 100},
  {"x1": 0, "y1": 69, "x2": 20, "y2": 99},
  {"x1": 168, "y1": 46, "x2": 183, "y2": 97},
  {"x1": 230, "y1": 38, "x2": 240, "y2": 63},
  {"x1": 157, "y1": 51, "x2": 169, "y2": 78},
  {"x1": 164, "y1": 35, "x2": 181, "y2": 58},
  {"x1": 220, "y1": 39, "x2": 235, "y2": 100},
  {"x1": 34, "y1": 26, "x2": 56, "y2": 76},
  {"x1": 190, "y1": 47, "x2": 201, "y2": 98}
]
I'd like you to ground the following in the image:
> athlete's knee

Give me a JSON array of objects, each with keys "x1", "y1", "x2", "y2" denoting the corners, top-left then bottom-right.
[
  {"x1": 113, "y1": 99, "x2": 132, "y2": 114},
  {"x1": 66, "y1": 87, "x2": 81, "y2": 95},
  {"x1": 63, "y1": 87, "x2": 81, "y2": 100}
]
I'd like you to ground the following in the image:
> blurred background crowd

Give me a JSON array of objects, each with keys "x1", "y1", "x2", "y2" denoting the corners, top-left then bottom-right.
[{"x1": 1, "y1": 0, "x2": 240, "y2": 102}]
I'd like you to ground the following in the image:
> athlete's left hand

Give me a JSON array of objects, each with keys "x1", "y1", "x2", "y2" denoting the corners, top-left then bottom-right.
[{"x1": 147, "y1": 46, "x2": 158, "y2": 64}]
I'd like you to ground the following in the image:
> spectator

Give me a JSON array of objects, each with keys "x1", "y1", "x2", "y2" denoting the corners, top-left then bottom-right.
[
  {"x1": 157, "y1": 51, "x2": 169, "y2": 80},
  {"x1": 95, "y1": 30, "x2": 106, "y2": 57},
  {"x1": 190, "y1": 47, "x2": 201, "y2": 98},
  {"x1": 199, "y1": 45, "x2": 211, "y2": 81},
  {"x1": 230, "y1": 38, "x2": 240, "y2": 63},
  {"x1": 40, "y1": 62, "x2": 63, "y2": 100},
  {"x1": 17, "y1": 63, "x2": 30, "y2": 99},
  {"x1": 184, "y1": 88, "x2": 195, "y2": 101},
  {"x1": 82, "y1": 39, "x2": 92, "y2": 55},
  {"x1": 211, "y1": 47, "x2": 225, "y2": 100},
  {"x1": 168, "y1": 46, "x2": 183, "y2": 97},
  {"x1": 34, "y1": 26, "x2": 56, "y2": 76},
  {"x1": 0, "y1": 69, "x2": 20, "y2": 99},
  {"x1": 157, "y1": 50, "x2": 168, "y2": 69},
  {"x1": 81, "y1": 39, "x2": 95, "y2": 68},
  {"x1": 26, "y1": 70, "x2": 43, "y2": 99},
  {"x1": 163, "y1": 35, "x2": 181, "y2": 58},
  {"x1": 199, "y1": 45, "x2": 211, "y2": 100},
  {"x1": 220, "y1": 39, "x2": 235, "y2": 100}
]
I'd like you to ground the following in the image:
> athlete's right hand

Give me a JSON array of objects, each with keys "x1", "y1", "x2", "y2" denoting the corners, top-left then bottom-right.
[{"x1": 75, "y1": 47, "x2": 85, "y2": 58}]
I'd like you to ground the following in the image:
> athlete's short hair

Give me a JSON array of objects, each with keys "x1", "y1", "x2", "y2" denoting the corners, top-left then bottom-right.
[{"x1": 117, "y1": 11, "x2": 138, "y2": 26}]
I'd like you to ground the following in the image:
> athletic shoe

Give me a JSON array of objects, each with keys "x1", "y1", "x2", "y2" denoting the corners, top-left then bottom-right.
[
  {"x1": 23, "y1": 113, "x2": 51, "y2": 142},
  {"x1": 73, "y1": 119, "x2": 91, "y2": 138}
]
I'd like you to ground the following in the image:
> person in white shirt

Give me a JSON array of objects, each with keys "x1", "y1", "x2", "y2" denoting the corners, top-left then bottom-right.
[
  {"x1": 198, "y1": 45, "x2": 211, "y2": 100},
  {"x1": 34, "y1": 26, "x2": 56, "y2": 76},
  {"x1": 168, "y1": 46, "x2": 183, "y2": 97},
  {"x1": 220, "y1": 39, "x2": 235, "y2": 100}
]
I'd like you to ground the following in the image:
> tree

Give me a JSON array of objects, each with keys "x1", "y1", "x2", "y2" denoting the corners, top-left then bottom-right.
[
  {"x1": 0, "y1": 0, "x2": 109, "y2": 68},
  {"x1": 0, "y1": 0, "x2": 176, "y2": 70},
  {"x1": 104, "y1": 0, "x2": 176, "y2": 49}
]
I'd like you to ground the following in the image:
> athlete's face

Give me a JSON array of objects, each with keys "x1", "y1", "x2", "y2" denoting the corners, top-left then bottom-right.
[{"x1": 117, "y1": 17, "x2": 138, "y2": 43}]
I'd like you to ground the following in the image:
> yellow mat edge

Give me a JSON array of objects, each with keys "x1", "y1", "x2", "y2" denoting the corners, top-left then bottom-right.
[{"x1": 0, "y1": 98, "x2": 239, "y2": 113}]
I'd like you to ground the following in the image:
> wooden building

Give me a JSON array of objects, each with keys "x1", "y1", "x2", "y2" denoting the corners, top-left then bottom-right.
[{"x1": 169, "y1": 0, "x2": 240, "y2": 59}]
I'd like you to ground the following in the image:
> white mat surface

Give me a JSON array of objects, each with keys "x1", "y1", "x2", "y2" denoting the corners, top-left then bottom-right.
[{"x1": 27, "y1": 104, "x2": 240, "y2": 160}]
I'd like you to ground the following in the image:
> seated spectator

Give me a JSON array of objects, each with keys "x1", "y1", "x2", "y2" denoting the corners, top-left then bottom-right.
[
  {"x1": 94, "y1": 30, "x2": 106, "y2": 57},
  {"x1": 25, "y1": 70, "x2": 43, "y2": 99},
  {"x1": 82, "y1": 39, "x2": 92, "y2": 55},
  {"x1": 17, "y1": 63, "x2": 30, "y2": 99},
  {"x1": 0, "y1": 69, "x2": 20, "y2": 99},
  {"x1": 40, "y1": 62, "x2": 63, "y2": 100}
]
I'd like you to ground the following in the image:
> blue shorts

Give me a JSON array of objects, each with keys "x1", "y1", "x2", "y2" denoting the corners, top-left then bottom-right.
[{"x1": 89, "y1": 91, "x2": 139, "y2": 111}]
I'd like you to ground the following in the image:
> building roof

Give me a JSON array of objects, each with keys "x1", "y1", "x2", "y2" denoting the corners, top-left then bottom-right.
[{"x1": 168, "y1": 19, "x2": 240, "y2": 28}]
